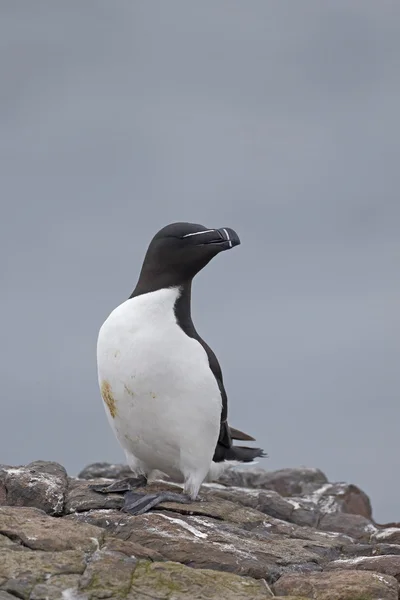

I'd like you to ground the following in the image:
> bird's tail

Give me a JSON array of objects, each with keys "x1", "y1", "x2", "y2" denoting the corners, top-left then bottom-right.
[
  {"x1": 218, "y1": 445, "x2": 267, "y2": 463},
  {"x1": 207, "y1": 445, "x2": 267, "y2": 482},
  {"x1": 229, "y1": 445, "x2": 267, "y2": 462}
]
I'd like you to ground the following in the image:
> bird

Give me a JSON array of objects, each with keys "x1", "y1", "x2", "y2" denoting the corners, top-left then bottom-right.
[{"x1": 94, "y1": 222, "x2": 265, "y2": 515}]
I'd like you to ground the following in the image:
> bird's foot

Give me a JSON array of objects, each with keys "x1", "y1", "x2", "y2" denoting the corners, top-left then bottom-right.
[
  {"x1": 122, "y1": 491, "x2": 191, "y2": 516},
  {"x1": 89, "y1": 475, "x2": 147, "y2": 494}
]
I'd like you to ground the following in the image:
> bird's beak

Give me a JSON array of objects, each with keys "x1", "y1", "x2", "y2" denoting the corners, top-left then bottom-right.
[{"x1": 193, "y1": 227, "x2": 240, "y2": 250}]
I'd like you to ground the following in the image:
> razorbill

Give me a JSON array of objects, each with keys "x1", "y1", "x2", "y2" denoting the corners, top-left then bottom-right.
[{"x1": 95, "y1": 222, "x2": 265, "y2": 515}]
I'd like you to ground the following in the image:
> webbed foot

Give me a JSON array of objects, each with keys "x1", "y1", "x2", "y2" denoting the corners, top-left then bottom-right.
[{"x1": 122, "y1": 491, "x2": 191, "y2": 516}]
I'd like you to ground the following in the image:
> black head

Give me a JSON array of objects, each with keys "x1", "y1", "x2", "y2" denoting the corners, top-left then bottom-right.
[{"x1": 132, "y1": 222, "x2": 240, "y2": 295}]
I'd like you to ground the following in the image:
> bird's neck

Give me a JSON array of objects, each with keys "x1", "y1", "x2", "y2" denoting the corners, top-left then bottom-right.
[
  {"x1": 130, "y1": 278, "x2": 196, "y2": 335},
  {"x1": 173, "y1": 281, "x2": 197, "y2": 337},
  {"x1": 130, "y1": 267, "x2": 186, "y2": 298}
]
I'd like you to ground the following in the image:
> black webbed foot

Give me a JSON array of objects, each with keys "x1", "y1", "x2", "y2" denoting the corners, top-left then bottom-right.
[
  {"x1": 122, "y1": 491, "x2": 191, "y2": 516},
  {"x1": 89, "y1": 475, "x2": 147, "y2": 494}
]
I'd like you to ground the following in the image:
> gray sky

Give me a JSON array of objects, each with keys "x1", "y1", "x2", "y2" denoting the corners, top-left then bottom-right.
[{"x1": 1, "y1": 1, "x2": 399, "y2": 522}]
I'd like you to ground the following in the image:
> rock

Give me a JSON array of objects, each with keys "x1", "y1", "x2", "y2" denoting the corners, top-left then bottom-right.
[
  {"x1": 65, "y1": 507, "x2": 131, "y2": 533},
  {"x1": 317, "y1": 512, "x2": 376, "y2": 541},
  {"x1": 0, "y1": 592, "x2": 25, "y2": 600},
  {"x1": 0, "y1": 469, "x2": 7, "y2": 506},
  {"x1": 105, "y1": 510, "x2": 329, "y2": 582},
  {"x1": 373, "y1": 543, "x2": 400, "y2": 556},
  {"x1": 71, "y1": 506, "x2": 344, "y2": 565},
  {"x1": 371, "y1": 527, "x2": 400, "y2": 545},
  {"x1": 215, "y1": 471, "x2": 372, "y2": 525},
  {"x1": 249, "y1": 517, "x2": 351, "y2": 553},
  {"x1": 159, "y1": 497, "x2": 268, "y2": 525},
  {"x1": 1, "y1": 461, "x2": 399, "y2": 599},
  {"x1": 65, "y1": 478, "x2": 125, "y2": 513},
  {"x1": 273, "y1": 569, "x2": 399, "y2": 599},
  {"x1": 0, "y1": 531, "x2": 30, "y2": 551},
  {"x1": 78, "y1": 547, "x2": 138, "y2": 598},
  {"x1": 0, "y1": 461, "x2": 68, "y2": 516},
  {"x1": 295, "y1": 481, "x2": 372, "y2": 519},
  {"x1": 0, "y1": 506, "x2": 104, "y2": 552},
  {"x1": 30, "y1": 575, "x2": 81, "y2": 600},
  {"x1": 338, "y1": 542, "x2": 400, "y2": 559},
  {"x1": 327, "y1": 555, "x2": 400, "y2": 582},
  {"x1": 218, "y1": 467, "x2": 328, "y2": 496},
  {"x1": 77, "y1": 462, "x2": 132, "y2": 480},
  {"x1": 204, "y1": 485, "x2": 308, "y2": 524},
  {"x1": 76, "y1": 551, "x2": 274, "y2": 600},
  {"x1": 206, "y1": 482, "x2": 372, "y2": 530},
  {"x1": 128, "y1": 561, "x2": 273, "y2": 599},
  {"x1": 0, "y1": 548, "x2": 85, "y2": 600},
  {"x1": 102, "y1": 536, "x2": 165, "y2": 561}
]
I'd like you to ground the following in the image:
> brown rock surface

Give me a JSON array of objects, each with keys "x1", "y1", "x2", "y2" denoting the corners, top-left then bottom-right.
[
  {"x1": 0, "y1": 461, "x2": 398, "y2": 599},
  {"x1": 317, "y1": 512, "x2": 375, "y2": 542},
  {"x1": 327, "y1": 554, "x2": 400, "y2": 582},
  {"x1": 65, "y1": 477, "x2": 124, "y2": 513},
  {"x1": 371, "y1": 527, "x2": 400, "y2": 545},
  {"x1": 273, "y1": 569, "x2": 399, "y2": 599},
  {"x1": 0, "y1": 506, "x2": 104, "y2": 552},
  {"x1": 77, "y1": 461, "x2": 133, "y2": 480},
  {"x1": 0, "y1": 462, "x2": 68, "y2": 516},
  {"x1": 218, "y1": 466, "x2": 328, "y2": 495}
]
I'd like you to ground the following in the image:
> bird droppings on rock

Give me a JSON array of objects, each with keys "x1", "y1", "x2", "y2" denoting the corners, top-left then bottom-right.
[
  {"x1": 158, "y1": 513, "x2": 209, "y2": 539},
  {"x1": 0, "y1": 461, "x2": 67, "y2": 516},
  {"x1": 0, "y1": 460, "x2": 399, "y2": 599}
]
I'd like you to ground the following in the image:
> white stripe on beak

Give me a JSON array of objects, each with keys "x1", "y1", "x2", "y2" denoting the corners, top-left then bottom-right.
[
  {"x1": 222, "y1": 228, "x2": 232, "y2": 248},
  {"x1": 182, "y1": 229, "x2": 215, "y2": 238}
]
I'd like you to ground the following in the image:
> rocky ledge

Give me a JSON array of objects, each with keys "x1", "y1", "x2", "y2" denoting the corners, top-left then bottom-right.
[{"x1": 1, "y1": 461, "x2": 400, "y2": 599}]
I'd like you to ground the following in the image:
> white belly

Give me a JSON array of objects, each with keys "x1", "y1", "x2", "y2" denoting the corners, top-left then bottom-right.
[{"x1": 96, "y1": 287, "x2": 221, "y2": 484}]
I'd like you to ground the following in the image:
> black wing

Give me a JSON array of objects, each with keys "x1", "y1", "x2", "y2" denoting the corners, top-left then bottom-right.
[
  {"x1": 196, "y1": 337, "x2": 265, "y2": 463},
  {"x1": 197, "y1": 337, "x2": 231, "y2": 449},
  {"x1": 173, "y1": 287, "x2": 265, "y2": 462}
]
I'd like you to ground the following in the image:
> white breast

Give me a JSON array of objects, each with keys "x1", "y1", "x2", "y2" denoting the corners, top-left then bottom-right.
[{"x1": 96, "y1": 287, "x2": 222, "y2": 489}]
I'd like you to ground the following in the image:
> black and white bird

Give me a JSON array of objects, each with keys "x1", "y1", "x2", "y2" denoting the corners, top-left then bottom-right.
[{"x1": 95, "y1": 222, "x2": 265, "y2": 514}]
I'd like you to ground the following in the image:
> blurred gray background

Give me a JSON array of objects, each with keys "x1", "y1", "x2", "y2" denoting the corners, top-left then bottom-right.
[{"x1": 1, "y1": 1, "x2": 399, "y2": 522}]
